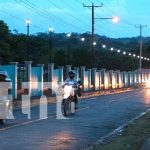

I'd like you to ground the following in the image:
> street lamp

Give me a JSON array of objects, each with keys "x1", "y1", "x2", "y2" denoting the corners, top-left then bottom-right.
[
  {"x1": 81, "y1": 37, "x2": 85, "y2": 42},
  {"x1": 48, "y1": 26, "x2": 53, "y2": 63},
  {"x1": 110, "y1": 47, "x2": 114, "y2": 51},
  {"x1": 67, "y1": 33, "x2": 71, "y2": 64},
  {"x1": 95, "y1": 16, "x2": 119, "y2": 23},
  {"x1": 67, "y1": 33, "x2": 71, "y2": 38},
  {"x1": 93, "y1": 41, "x2": 96, "y2": 46},
  {"x1": 26, "y1": 18, "x2": 30, "y2": 36},
  {"x1": 133, "y1": 54, "x2": 136, "y2": 57},
  {"x1": 102, "y1": 44, "x2": 106, "y2": 48},
  {"x1": 117, "y1": 49, "x2": 121, "y2": 53},
  {"x1": 26, "y1": 19, "x2": 31, "y2": 60},
  {"x1": 123, "y1": 51, "x2": 126, "y2": 55},
  {"x1": 112, "y1": 16, "x2": 120, "y2": 23}
]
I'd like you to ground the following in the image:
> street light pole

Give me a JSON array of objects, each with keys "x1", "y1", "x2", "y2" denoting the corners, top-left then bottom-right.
[
  {"x1": 135, "y1": 24, "x2": 147, "y2": 71},
  {"x1": 48, "y1": 26, "x2": 53, "y2": 63},
  {"x1": 83, "y1": 3, "x2": 103, "y2": 66},
  {"x1": 26, "y1": 19, "x2": 30, "y2": 36},
  {"x1": 26, "y1": 19, "x2": 30, "y2": 61},
  {"x1": 67, "y1": 33, "x2": 71, "y2": 64}
]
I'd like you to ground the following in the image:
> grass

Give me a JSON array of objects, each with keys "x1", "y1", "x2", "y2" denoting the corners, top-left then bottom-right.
[{"x1": 93, "y1": 111, "x2": 150, "y2": 150}]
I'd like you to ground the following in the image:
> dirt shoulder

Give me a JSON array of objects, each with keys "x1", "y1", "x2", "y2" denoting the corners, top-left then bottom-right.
[{"x1": 92, "y1": 111, "x2": 150, "y2": 150}]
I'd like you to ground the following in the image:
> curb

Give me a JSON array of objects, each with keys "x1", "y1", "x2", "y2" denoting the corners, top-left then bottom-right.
[
  {"x1": 87, "y1": 108, "x2": 150, "y2": 150},
  {"x1": 13, "y1": 86, "x2": 141, "y2": 109},
  {"x1": 140, "y1": 137, "x2": 150, "y2": 150}
]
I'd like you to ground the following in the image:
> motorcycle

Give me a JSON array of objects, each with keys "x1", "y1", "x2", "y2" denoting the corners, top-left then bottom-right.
[
  {"x1": 62, "y1": 84, "x2": 77, "y2": 117},
  {"x1": 0, "y1": 96, "x2": 11, "y2": 125},
  {"x1": 0, "y1": 72, "x2": 12, "y2": 125}
]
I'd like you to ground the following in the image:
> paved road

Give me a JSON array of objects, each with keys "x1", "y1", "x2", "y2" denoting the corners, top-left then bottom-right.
[{"x1": 0, "y1": 88, "x2": 150, "y2": 150}]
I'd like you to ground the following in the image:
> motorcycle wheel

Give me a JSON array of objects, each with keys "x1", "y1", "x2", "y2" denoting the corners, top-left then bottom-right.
[
  {"x1": 0, "y1": 119, "x2": 7, "y2": 125},
  {"x1": 71, "y1": 101, "x2": 75, "y2": 114},
  {"x1": 63, "y1": 99, "x2": 70, "y2": 117}
]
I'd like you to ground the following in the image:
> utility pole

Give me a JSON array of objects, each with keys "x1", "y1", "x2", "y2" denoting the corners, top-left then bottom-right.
[
  {"x1": 83, "y1": 3, "x2": 103, "y2": 66},
  {"x1": 135, "y1": 24, "x2": 147, "y2": 71}
]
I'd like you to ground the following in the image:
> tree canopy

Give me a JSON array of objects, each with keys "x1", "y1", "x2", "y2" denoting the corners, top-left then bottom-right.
[{"x1": 0, "y1": 20, "x2": 150, "y2": 71}]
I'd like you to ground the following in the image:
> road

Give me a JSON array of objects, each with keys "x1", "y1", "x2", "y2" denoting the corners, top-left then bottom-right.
[{"x1": 0, "y1": 88, "x2": 150, "y2": 150}]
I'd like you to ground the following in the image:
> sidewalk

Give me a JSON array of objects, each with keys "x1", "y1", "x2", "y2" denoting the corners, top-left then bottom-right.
[{"x1": 140, "y1": 137, "x2": 150, "y2": 150}]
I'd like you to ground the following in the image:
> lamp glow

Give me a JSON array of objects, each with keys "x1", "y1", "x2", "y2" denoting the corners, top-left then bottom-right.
[
  {"x1": 93, "y1": 42, "x2": 96, "y2": 46},
  {"x1": 110, "y1": 47, "x2": 114, "y2": 51},
  {"x1": 48, "y1": 26, "x2": 53, "y2": 32},
  {"x1": 102, "y1": 44, "x2": 106, "y2": 48},
  {"x1": 117, "y1": 49, "x2": 121, "y2": 53},
  {"x1": 67, "y1": 33, "x2": 71, "y2": 37},
  {"x1": 133, "y1": 54, "x2": 136, "y2": 57},
  {"x1": 112, "y1": 16, "x2": 119, "y2": 23},
  {"x1": 81, "y1": 37, "x2": 85, "y2": 42},
  {"x1": 26, "y1": 19, "x2": 30, "y2": 25},
  {"x1": 123, "y1": 51, "x2": 126, "y2": 55}
]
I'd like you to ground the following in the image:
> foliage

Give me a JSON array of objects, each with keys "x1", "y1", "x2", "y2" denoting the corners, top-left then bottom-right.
[{"x1": 0, "y1": 20, "x2": 150, "y2": 70}]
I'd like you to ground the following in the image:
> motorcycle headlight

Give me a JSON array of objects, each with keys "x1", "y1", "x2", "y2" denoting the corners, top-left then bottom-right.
[
  {"x1": 64, "y1": 86, "x2": 72, "y2": 94},
  {"x1": 146, "y1": 80, "x2": 150, "y2": 88},
  {"x1": 79, "y1": 85, "x2": 83, "y2": 89}
]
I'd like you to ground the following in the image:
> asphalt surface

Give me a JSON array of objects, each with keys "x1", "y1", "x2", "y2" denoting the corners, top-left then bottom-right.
[{"x1": 0, "y1": 88, "x2": 150, "y2": 150}]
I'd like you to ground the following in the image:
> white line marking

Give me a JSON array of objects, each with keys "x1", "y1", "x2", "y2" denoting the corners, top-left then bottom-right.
[
  {"x1": 0, "y1": 106, "x2": 90, "y2": 132},
  {"x1": 90, "y1": 97, "x2": 97, "y2": 100},
  {"x1": 0, "y1": 115, "x2": 55, "y2": 132},
  {"x1": 105, "y1": 89, "x2": 145, "y2": 104},
  {"x1": 76, "y1": 106, "x2": 90, "y2": 111}
]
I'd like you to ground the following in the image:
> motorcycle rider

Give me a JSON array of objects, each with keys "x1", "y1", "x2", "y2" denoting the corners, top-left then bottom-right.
[
  {"x1": 64, "y1": 71, "x2": 80, "y2": 109},
  {"x1": 0, "y1": 74, "x2": 7, "y2": 124}
]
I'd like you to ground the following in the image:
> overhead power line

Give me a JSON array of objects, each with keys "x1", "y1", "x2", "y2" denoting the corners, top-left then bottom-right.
[
  {"x1": 14, "y1": 0, "x2": 86, "y2": 32},
  {"x1": 47, "y1": 0, "x2": 91, "y2": 28},
  {"x1": 0, "y1": 10, "x2": 46, "y2": 32}
]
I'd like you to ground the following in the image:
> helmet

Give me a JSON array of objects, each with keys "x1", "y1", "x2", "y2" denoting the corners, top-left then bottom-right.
[
  {"x1": 0, "y1": 73, "x2": 7, "y2": 81},
  {"x1": 68, "y1": 71, "x2": 75, "y2": 79}
]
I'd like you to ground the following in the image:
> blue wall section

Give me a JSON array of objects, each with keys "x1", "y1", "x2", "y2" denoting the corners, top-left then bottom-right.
[
  {"x1": 31, "y1": 67, "x2": 43, "y2": 96},
  {"x1": 1, "y1": 65, "x2": 16, "y2": 98}
]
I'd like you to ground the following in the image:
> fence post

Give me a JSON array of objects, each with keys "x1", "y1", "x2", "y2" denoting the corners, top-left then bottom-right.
[
  {"x1": 87, "y1": 69, "x2": 91, "y2": 91},
  {"x1": 58, "y1": 66, "x2": 64, "y2": 82},
  {"x1": 66, "y1": 65, "x2": 72, "y2": 77},
  {"x1": 37, "y1": 64, "x2": 44, "y2": 96},
  {"x1": 100, "y1": 69, "x2": 105, "y2": 90},
  {"x1": 10, "y1": 62, "x2": 18, "y2": 99},
  {"x1": 81, "y1": 66, "x2": 86, "y2": 91},
  {"x1": 91, "y1": 68, "x2": 97, "y2": 90},
  {"x1": 74, "y1": 67, "x2": 79, "y2": 81},
  {"x1": 48, "y1": 63, "x2": 54, "y2": 82},
  {"x1": 48, "y1": 63, "x2": 54, "y2": 95},
  {"x1": 109, "y1": 70, "x2": 113, "y2": 89},
  {"x1": 25, "y1": 61, "x2": 32, "y2": 96}
]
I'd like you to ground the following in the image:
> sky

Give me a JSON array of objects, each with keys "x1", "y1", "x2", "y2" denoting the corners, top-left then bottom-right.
[{"x1": 0, "y1": 0, "x2": 150, "y2": 38}]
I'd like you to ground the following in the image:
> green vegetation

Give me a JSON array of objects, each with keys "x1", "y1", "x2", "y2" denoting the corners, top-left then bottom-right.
[
  {"x1": 0, "y1": 20, "x2": 150, "y2": 70},
  {"x1": 93, "y1": 111, "x2": 150, "y2": 150}
]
